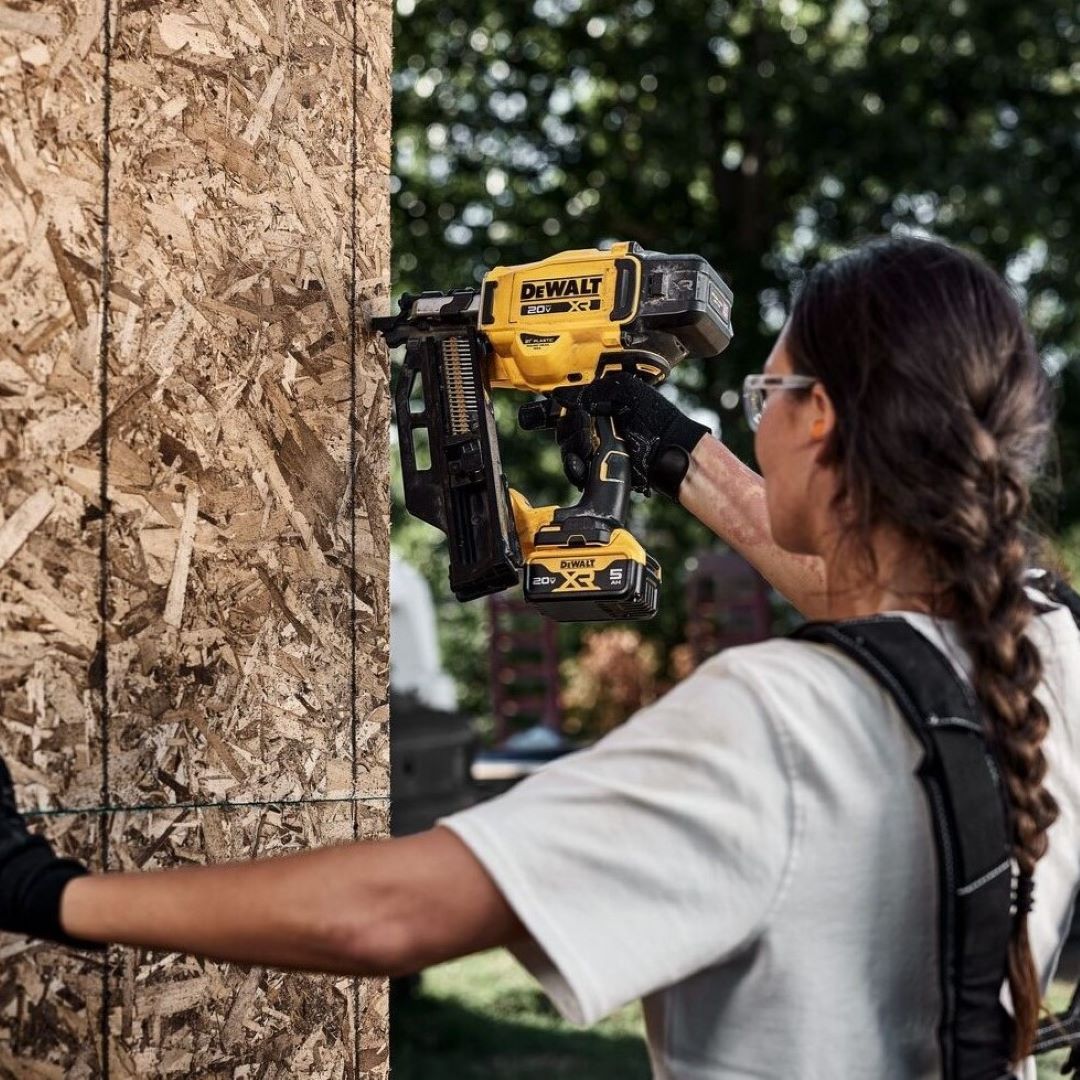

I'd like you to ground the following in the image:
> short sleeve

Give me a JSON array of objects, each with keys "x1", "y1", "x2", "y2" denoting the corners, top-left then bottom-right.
[{"x1": 438, "y1": 652, "x2": 796, "y2": 1026}]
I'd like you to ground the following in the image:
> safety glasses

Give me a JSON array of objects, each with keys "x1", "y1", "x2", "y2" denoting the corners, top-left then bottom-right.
[{"x1": 742, "y1": 374, "x2": 818, "y2": 431}]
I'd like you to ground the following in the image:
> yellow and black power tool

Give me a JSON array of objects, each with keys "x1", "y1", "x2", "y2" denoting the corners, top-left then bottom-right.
[{"x1": 374, "y1": 241, "x2": 733, "y2": 622}]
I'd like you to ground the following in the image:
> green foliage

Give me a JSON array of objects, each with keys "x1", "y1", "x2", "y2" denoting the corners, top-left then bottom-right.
[
  {"x1": 392, "y1": 0, "x2": 1078, "y2": 358},
  {"x1": 389, "y1": 0, "x2": 1080, "y2": 716},
  {"x1": 1055, "y1": 523, "x2": 1080, "y2": 585},
  {"x1": 1054, "y1": 364, "x2": 1080, "y2": 529}
]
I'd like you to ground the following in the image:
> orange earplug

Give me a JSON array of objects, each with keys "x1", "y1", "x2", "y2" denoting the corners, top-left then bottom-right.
[{"x1": 810, "y1": 418, "x2": 826, "y2": 437}]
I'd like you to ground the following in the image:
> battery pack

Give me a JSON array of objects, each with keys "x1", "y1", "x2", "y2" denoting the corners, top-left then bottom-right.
[{"x1": 523, "y1": 548, "x2": 661, "y2": 622}]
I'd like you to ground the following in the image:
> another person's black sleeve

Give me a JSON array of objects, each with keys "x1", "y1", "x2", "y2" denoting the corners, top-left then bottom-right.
[{"x1": 0, "y1": 755, "x2": 100, "y2": 949}]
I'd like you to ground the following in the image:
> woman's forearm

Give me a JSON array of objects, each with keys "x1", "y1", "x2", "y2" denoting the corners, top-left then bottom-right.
[
  {"x1": 61, "y1": 842, "x2": 381, "y2": 972},
  {"x1": 59, "y1": 827, "x2": 521, "y2": 975},
  {"x1": 680, "y1": 435, "x2": 827, "y2": 619}
]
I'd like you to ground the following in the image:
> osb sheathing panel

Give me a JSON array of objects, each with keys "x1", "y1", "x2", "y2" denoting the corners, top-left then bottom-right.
[
  {"x1": 1, "y1": 0, "x2": 392, "y2": 808},
  {"x1": 0, "y1": 0, "x2": 107, "y2": 811},
  {"x1": 0, "y1": 0, "x2": 392, "y2": 1076},
  {"x1": 106, "y1": 799, "x2": 389, "y2": 1078},
  {"x1": 102, "y1": 0, "x2": 391, "y2": 807}
]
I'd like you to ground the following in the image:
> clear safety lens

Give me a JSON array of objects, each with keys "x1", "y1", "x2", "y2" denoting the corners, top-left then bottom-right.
[
  {"x1": 742, "y1": 385, "x2": 765, "y2": 431},
  {"x1": 741, "y1": 374, "x2": 818, "y2": 432}
]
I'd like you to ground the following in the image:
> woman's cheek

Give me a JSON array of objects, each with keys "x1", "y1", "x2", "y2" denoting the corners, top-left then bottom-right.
[
  {"x1": 753, "y1": 409, "x2": 780, "y2": 477},
  {"x1": 756, "y1": 410, "x2": 804, "y2": 549}
]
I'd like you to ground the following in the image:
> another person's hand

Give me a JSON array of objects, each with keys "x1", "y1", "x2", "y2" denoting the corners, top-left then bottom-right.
[
  {"x1": 0, "y1": 755, "x2": 98, "y2": 948},
  {"x1": 558, "y1": 373, "x2": 714, "y2": 500}
]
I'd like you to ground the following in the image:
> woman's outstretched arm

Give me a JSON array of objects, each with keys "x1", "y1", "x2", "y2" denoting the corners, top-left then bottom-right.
[
  {"x1": 679, "y1": 435, "x2": 828, "y2": 619},
  {"x1": 59, "y1": 826, "x2": 524, "y2": 975}
]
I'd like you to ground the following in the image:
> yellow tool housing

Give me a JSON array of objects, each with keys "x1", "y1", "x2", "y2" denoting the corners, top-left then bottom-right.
[{"x1": 479, "y1": 241, "x2": 667, "y2": 391}]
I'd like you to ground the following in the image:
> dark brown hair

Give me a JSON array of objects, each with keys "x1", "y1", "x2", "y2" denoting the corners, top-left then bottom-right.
[{"x1": 786, "y1": 234, "x2": 1059, "y2": 1061}]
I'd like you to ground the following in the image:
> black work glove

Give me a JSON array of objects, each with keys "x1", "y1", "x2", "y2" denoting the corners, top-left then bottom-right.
[
  {"x1": 565, "y1": 372, "x2": 713, "y2": 500},
  {"x1": 0, "y1": 755, "x2": 99, "y2": 949}
]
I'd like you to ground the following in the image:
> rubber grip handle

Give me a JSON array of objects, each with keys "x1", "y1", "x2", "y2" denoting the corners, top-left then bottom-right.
[{"x1": 577, "y1": 415, "x2": 630, "y2": 524}]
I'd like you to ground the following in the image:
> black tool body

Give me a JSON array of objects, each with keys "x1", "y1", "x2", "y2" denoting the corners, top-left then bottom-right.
[{"x1": 376, "y1": 293, "x2": 521, "y2": 602}]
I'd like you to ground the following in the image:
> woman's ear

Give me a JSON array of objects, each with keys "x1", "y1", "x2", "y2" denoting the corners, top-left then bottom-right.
[{"x1": 808, "y1": 383, "x2": 836, "y2": 445}]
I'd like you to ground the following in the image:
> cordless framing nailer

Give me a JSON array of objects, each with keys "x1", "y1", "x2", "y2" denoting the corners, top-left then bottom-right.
[{"x1": 374, "y1": 241, "x2": 733, "y2": 622}]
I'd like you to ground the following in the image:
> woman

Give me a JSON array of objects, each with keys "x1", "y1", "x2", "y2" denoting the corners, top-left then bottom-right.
[{"x1": 2, "y1": 235, "x2": 1077, "y2": 1079}]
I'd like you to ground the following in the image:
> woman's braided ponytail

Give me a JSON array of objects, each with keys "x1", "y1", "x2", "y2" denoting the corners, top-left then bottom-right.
[
  {"x1": 787, "y1": 235, "x2": 1059, "y2": 1062},
  {"x1": 933, "y1": 418, "x2": 1058, "y2": 1060}
]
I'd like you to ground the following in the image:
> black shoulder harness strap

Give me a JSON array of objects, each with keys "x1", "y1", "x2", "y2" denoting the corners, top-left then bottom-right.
[
  {"x1": 791, "y1": 571, "x2": 1080, "y2": 1078},
  {"x1": 790, "y1": 616, "x2": 1015, "y2": 1080}
]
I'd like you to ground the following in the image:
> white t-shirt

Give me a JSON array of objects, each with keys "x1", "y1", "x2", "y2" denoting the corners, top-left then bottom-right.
[{"x1": 439, "y1": 591, "x2": 1080, "y2": 1080}]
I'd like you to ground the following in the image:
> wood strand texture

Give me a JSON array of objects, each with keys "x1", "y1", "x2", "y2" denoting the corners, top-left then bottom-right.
[{"x1": 0, "y1": 1, "x2": 392, "y2": 1075}]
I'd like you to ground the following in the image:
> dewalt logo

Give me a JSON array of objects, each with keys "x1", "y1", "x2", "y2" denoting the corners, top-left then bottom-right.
[
  {"x1": 520, "y1": 276, "x2": 603, "y2": 301},
  {"x1": 519, "y1": 275, "x2": 605, "y2": 317},
  {"x1": 560, "y1": 558, "x2": 596, "y2": 569}
]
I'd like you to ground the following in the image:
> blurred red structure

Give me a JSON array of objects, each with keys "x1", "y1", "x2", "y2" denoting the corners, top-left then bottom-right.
[
  {"x1": 685, "y1": 552, "x2": 773, "y2": 666},
  {"x1": 488, "y1": 592, "x2": 561, "y2": 741}
]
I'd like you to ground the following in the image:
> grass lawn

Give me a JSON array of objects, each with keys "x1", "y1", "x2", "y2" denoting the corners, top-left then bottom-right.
[
  {"x1": 391, "y1": 950, "x2": 1075, "y2": 1079},
  {"x1": 390, "y1": 949, "x2": 650, "y2": 1080},
  {"x1": 1037, "y1": 981, "x2": 1075, "y2": 1079}
]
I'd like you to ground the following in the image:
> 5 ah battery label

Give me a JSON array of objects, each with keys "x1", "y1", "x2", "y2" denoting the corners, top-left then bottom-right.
[{"x1": 528, "y1": 557, "x2": 632, "y2": 594}]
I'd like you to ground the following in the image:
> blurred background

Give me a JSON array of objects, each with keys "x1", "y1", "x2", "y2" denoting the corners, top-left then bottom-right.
[{"x1": 386, "y1": 2, "x2": 1080, "y2": 1076}]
